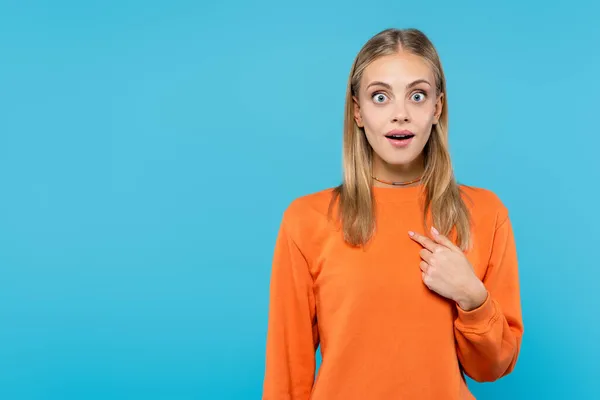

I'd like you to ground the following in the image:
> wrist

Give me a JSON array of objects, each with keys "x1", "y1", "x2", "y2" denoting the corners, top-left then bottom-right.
[{"x1": 456, "y1": 279, "x2": 488, "y2": 311}]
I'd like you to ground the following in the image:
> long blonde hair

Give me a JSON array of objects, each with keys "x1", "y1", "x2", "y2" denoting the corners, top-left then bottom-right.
[{"x1": 328, "y1": 28, "x2": 472, "y2": 251}]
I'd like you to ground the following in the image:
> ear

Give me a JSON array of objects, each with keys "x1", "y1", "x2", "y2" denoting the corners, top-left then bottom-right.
[
  {"x1": 352, "y1": 96, "x2": 364, "y2": 128},
  {"x1": 433, "y1": 93, "x2": 444, "y2": 124}
]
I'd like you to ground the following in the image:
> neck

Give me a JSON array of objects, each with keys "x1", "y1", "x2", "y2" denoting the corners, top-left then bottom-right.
[{"x1": 372, "y1": 155, "x2": 425, "y2": 188}]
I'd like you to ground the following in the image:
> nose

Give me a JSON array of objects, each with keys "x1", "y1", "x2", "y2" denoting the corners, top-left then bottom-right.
[{"x1": 391, "y1": 100, "x2": 410, "y2": 123}]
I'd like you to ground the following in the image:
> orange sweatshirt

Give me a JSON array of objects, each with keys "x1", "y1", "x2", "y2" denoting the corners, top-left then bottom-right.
[{"x1": 262, "y1": 183, "x2": 524, "y2": 400}]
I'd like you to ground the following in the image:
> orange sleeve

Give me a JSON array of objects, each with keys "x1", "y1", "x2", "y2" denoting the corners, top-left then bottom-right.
[
  {"x1": 262, "y1": 212, "x2": 319, "y2": 399},
  {"x1": 453, "y1": 209, "x2": 524, "y2": 382}
]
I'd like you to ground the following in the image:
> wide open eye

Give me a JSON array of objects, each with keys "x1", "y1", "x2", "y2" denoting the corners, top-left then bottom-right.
[
  {"x1": 411, "y1": 92, "x2": 427, "y2": 102},
  {"x1": 372, "y1": 93, "x2": 388, "y2": 104}
]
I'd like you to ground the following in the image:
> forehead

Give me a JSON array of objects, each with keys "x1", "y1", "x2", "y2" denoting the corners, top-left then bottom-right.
[{"x1": 361, "y1": 52, "x2": 435, "y2": 88}]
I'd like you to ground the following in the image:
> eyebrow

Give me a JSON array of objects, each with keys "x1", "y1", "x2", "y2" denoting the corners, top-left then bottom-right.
[{"x1": 366, "y1": 79, "x2": 432, "y2": 90}]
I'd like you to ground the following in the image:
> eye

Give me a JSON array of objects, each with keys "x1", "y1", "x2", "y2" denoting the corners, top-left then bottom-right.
[
  {"x1": 372, "y1": 92, "x2": 388, "y2": 104},
  {"x1": 411, "y1": 91, "x2": 427, "y2": 102}
]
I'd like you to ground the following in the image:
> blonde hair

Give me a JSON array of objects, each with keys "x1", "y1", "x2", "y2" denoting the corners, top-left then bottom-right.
[{"x1": 328, "y1": 28, "x2": 472, "y2": 251}]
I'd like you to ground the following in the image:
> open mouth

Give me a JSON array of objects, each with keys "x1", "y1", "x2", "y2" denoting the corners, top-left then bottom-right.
[
  {"x1": 385, "y1": 133, "x2": 415, "y2": 141},
  {"x1": 385, "y1": 133, "x2": 415, "y2": 147}
]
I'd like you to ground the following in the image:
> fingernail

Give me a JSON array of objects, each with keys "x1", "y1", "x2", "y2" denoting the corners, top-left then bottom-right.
[
  {"x1": 431, "y1": 227, "x2": 439, "y2": 236},
  {"x1": 408, "y1": 231, "x2": 414, "y2": 237}
]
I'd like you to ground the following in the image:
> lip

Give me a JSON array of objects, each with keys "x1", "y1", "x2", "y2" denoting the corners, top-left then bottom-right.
[
  {"x1": 386, "y1": 136, "x2": 414, "y2": 148},
  {"x1": 385, "y1": 129, "x2": 415, "y2": 148},
  {"x1": 386, "y1": 129, "x2": 414, "y2": 136}
]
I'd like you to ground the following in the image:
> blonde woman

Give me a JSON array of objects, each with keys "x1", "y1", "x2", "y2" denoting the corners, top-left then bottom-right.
[{"x1": 262, "y1": 28, "x2": 523, "y2": 400}]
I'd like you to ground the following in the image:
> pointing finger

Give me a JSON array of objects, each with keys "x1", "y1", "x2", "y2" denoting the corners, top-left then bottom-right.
[
  {"x1": 430, "y1": 227, "x2": 461, "y2": 252},
  {"x1": 409, "y1": 231, "x2": 438, "y2": 253}
]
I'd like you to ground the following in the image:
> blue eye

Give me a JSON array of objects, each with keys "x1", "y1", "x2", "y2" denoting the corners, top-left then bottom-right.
[
  {"x1": 372, "y1": 93, "x2": 388, "y2": 103},
  {"x1": 411, "y1": 92, "x2": 426, "y2": 102}
]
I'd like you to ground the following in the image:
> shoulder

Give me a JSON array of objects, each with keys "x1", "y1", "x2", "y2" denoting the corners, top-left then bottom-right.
[
  {"x1": 278, "y1": 186, "x2": 338, "y2": 244},
  {"x1": 282, "y1": 186, "x2": 337, "y2": 226},
  {"x1": 459, "y1": 183, "x2": 510, "y2": 225}
]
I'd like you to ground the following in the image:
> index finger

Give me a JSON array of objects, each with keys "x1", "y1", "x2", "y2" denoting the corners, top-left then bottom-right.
[{"x1": 408, "y1": 231, "x2": 438, "y2": 252}]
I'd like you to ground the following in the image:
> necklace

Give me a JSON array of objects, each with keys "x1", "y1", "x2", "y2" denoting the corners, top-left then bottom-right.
[{"x1": 371, "y1": 175, "x2": 422, "y2": 186}]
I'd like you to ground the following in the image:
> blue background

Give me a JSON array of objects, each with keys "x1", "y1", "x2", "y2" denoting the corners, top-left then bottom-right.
[{"x1": 1, "y1": 0, "x2": 598, "y2": 399}]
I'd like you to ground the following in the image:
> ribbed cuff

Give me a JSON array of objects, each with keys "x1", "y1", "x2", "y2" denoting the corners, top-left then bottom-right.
[{"x1": 455, "y1": 293, "x2": 497, "y2": 332}]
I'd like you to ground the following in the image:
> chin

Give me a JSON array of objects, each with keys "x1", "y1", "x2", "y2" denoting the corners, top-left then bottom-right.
[
  {"x1": 384, "y1": 158, "x2": 418, "y2": 167},
  {"x1": 370, "y1": 137, "x2": 427, "y2": 167},
  {"x1": 379, "y1": 151, "x2": 421, "y2": 166}
]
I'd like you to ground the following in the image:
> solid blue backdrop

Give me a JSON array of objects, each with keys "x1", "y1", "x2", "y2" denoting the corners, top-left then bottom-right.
[{"x1": 1, "y1": 0, "x2": 598, "y2": 399}]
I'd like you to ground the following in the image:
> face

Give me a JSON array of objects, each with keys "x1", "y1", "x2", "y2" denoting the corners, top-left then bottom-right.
[{"x1": 353, "y1": 52, "x2": 443, "y2": 176}]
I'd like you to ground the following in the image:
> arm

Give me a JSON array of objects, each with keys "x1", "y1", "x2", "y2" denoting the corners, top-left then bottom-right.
[
  {"x1": 454, "y1": 210, "x2": 524, "y2": 382},
  {"x1": 262, "y1": 214, "x2": 319, "y2": 399}
]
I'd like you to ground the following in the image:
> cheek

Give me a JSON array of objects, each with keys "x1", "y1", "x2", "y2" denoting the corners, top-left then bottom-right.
[
  {"x1": 412, "y1": 104, "x2": 436, "y2": 124},
  {"x1": 361, "y1": 106, "x2": 389, "y2": 131}
]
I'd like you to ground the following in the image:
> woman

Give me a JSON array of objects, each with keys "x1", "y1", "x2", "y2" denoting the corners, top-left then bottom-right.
[{"x1": 262, "y1": 28, "x2": 523, "y2": 400}]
